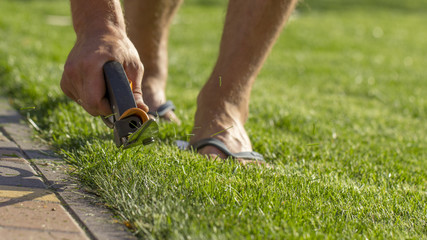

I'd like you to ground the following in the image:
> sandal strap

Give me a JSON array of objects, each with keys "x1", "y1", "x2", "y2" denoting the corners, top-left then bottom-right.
[
  {"x1": 148, "y1": 101, "x2": 176, "y2": 117},
  {"x1": 191, "y1": 138, "x2": 265, "y2": 161}
]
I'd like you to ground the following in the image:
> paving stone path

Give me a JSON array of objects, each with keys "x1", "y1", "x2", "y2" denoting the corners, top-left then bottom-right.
[{"x1": 0, "y1": 97, "x2": 136, "y2": 240}]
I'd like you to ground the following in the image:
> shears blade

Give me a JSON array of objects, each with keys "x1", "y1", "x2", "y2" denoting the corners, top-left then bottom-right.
[{"x1": 122, "y1": 119, "x2": 159, "y2": 149}]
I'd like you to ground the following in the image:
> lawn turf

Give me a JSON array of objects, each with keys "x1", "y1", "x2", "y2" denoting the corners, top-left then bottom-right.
[{"x1": 0, "y1": 0, "x2": 426, "y2": 239}]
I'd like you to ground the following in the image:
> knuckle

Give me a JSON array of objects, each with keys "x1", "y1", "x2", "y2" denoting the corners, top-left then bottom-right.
[
  {"x1": 86, "y1": 96, "x2": 109, "y2": 116},
  {"x1": 135, "y1": 61, "x2": 143, "y2": 70},
  {"x1": 83, "y1": 101, "x2": 101, "y2": 117},
  {"x1": 139, "y1": 62, "x2": 145, "y2": 75},
  {"x1": 59, "y1": 80, "x2": 71, "y2": 97},
  {"x1": 129, "y1": 60, "x2": 144, "y2": 72},
  {"x1": 63, "y1": 61, "x2": 77, "y2": 79},
  {"x1": 83, "y1": 106, "x2": 98, "y2": 117},
  {"x1": 61, "y1": 64, "x2": 77, "y2": 99}
]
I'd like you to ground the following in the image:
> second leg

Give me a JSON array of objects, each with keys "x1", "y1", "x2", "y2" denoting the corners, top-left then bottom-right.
[
  {"x1": 124, "y1": 0, "x2": 183, "y2": 123},
  {"x1": 190, "y1": 0, "x2": 298, "y2": 162}
]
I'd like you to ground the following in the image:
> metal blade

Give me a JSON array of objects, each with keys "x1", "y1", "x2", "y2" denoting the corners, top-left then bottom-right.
[{"x1": 122, "y1": 119, "x2": 159, "y2": 149}]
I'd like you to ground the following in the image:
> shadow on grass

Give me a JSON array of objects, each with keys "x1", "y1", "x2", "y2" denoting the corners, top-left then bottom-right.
[
  {"x1": 298, "y1": 0, "x2": 427, "y2": 13},
  {"x1": 179, "y1": 0, "x2": 426, "y2": 13},
  {"x1": 53, "y1": 132, "x2": 112, "y2": 151},
  {"x1": 185, "y1": 0, "x2": 226, "y2": 6}
]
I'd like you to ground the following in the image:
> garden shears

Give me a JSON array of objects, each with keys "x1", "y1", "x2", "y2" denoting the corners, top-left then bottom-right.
[{"x1": 102, "y1": 61, "x2": 159, "y2": 149}]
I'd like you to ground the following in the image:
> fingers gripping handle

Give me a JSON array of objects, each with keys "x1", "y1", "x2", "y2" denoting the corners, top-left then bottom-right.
[
  {"x1": 103, "y1": 61, "x2": 137, "y2": 121},
  {"x1": 103, "y1": 61, "x2": 152, "y2": 148}
]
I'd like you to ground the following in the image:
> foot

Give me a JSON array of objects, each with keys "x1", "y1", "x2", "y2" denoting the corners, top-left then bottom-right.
[
  {"x1": 142, "y1": 76, "x2": 181, "y2": 124},
  {"x1": 189, "y1": 108, "x2": 262, "y2": 165}
]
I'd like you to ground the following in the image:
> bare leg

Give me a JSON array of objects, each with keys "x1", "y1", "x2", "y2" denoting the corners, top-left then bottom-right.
[
  {"x1": 124, "y1": 0, "x2": 183, "y2": 123},
  {"x1": 190, "y1": 0, "x2": 297, "y2": 162}
]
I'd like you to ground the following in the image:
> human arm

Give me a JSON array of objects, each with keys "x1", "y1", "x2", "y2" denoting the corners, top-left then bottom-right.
[{"x1": 61, "y1": 0, "x2": 147, "y2": 116}]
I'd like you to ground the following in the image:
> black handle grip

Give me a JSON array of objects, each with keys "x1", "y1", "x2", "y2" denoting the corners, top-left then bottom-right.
[{"x1": 103, "y1": 61, "x2": 136, "y2": 121}]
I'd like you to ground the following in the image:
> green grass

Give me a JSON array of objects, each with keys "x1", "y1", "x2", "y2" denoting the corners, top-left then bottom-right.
[{"x1": 1, "y1": 0, "x2": 426, "y2": 239}]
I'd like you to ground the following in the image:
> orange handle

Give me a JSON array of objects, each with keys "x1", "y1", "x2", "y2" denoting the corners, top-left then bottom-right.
[{"x1": 119, "y1": 107, "x2": 149, "y2": 123}]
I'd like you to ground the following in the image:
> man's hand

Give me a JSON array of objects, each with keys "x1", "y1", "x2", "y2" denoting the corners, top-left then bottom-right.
[{"x1": 61, "y1": 0, "x2": 148, "y2": 116}]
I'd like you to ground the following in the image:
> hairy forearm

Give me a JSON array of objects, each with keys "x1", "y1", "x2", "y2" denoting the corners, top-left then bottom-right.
[{"x1": 70, "y1": 0, "x2": 126, "y2": 37}]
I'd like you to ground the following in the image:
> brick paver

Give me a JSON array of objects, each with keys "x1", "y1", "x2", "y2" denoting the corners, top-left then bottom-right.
[
  {"x1": 0, "y1": 133, "x2": 89, "y2": 240},
  {"x1": 0, "y1": 97, "x2": 135, "y2": 240}
]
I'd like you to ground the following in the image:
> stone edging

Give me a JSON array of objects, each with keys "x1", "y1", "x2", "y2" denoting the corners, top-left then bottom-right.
[{"x1": 0, "y1": 97, "x2": 136, "y2": 240}]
